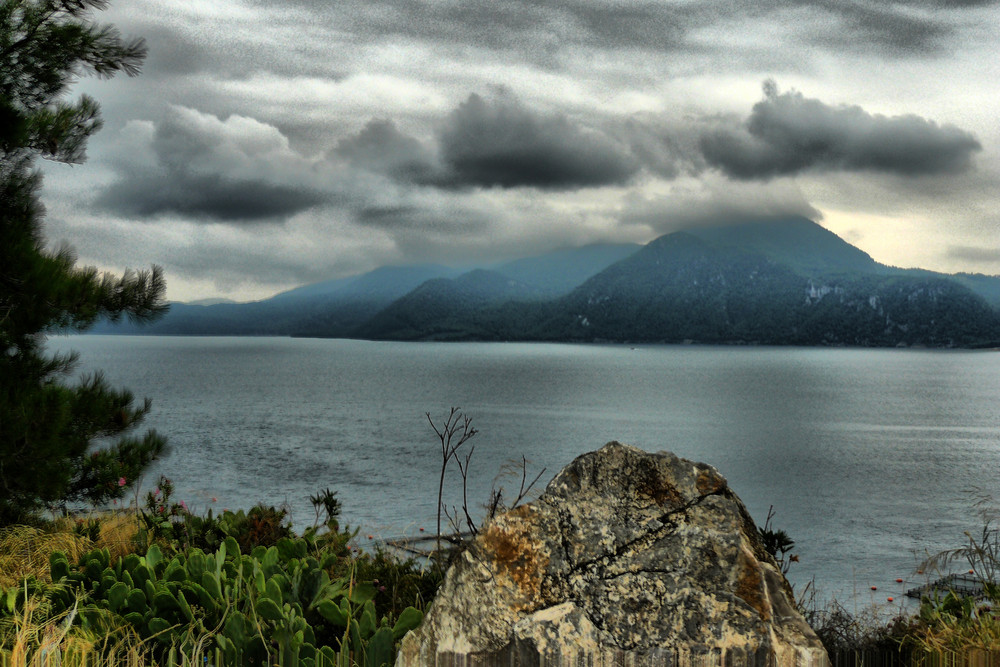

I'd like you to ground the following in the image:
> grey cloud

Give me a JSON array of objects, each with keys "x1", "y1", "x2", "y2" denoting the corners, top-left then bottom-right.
[
  {"x1": 355, "y1": 205, "x2": 421, "y2": 228},
  {"x1": 334, "y1": 120, "x2": 438, "y2": 181},
  {"x1": 133, "y1": 24, "x2": 209, "y2": 78},
  {"x1": 354, "y1": 202, "x2": 491, "y2": 235},
  {"x1": 788, "y1": 1, "x2": 950, "y2": 53},
  {"x1": 743, "y1": 0, "x2": 993, "y2": 55},
  {"x1": 109, "y1": 11, "x2": 349, "y2": 83},
  {"x1": 623, "y1": 116, "x2": 706, "y2": 179},
  {"x1": 947, "y1": 246, "x2": 1000, "y2": 263},
  {"x1": 95, "y1": 106, "x2": 329, "y2": 222},
  {"x1": 436, "y1": 93, "x2": 639, "y2": 189},
  {"x1": 96, "y1": 172, "x2": 326, "y2": 221},
  {"x1": 535, "y1": 2, "x2": 692, "y2": 52},
  {"x1": 250, "y1": 0, "x2": 982, "y2": 64},
  {"x1": 161, "y1": 242, "x2": 335, "y2": 288},
  {"x1": 621, "y1": 178, "x2": 823, "y2": 234},
  {"x1": 855, "y1": 0, "x2": 998, "y2": 8},
  {"x1": 43, "y1": 214, "x2": 331, "y2": 292},
  {"x1": 700, "y1": 81, "x2": 981, "y2": 180},
  {"x1": 249, "y1": 0, "x2": 693, "y2": 58},
  {"x1": 839, "y1": 6, "x2": 944, "y2": 52}
]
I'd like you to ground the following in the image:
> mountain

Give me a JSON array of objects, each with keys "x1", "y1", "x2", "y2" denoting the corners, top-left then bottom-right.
[
  {"x1": 362, "y1": 217, "x2": 1000, "y2": 346},
  {"x1": 951, "y1": 273, "x2": 1000, "y2": 309},
  {"x1": 90, "y1": 264, "x2": 461, "y2": 337},
  {"x1": 532, "y1": 231, "x2": 806, "y2": 343},
  {"x1": 355, "y1": 269, "x2": 543, "y2": 341},
  {"x1": 91, "y1": 246, "x2": 635, "y2": 337},
  {"x1": 92, "y1": 218, "x2": 1000, "y2": 347},
  {"x1": 531, "y1": 219, "x2": 1000, "y2": 346},
  {"x1": 282, "y1": 264, "x2": 461, "y2": 304},
  {"x1": 683, "y1": 217, "x2": 880, "y2": 277},
  {"x1": 266, "y1": 276, "x2": 358, "y2": 304},
  {"x1": 88, "y1": 300, "x2": 298, "y2": 336},
  {"x1": 288, "y1": 264, "x2": 463, "y2": 337},
  {"x1": 348, "y1": 244, "x2": 642, "y2": 341},
  {"x1": 882, "y1": 268, "x2": 1000, "y2": 309}
]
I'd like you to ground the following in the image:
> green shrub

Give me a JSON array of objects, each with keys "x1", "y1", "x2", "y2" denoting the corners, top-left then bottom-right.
[{"x1": 137, "y1": 476, "x2": 295, "y2": 556}]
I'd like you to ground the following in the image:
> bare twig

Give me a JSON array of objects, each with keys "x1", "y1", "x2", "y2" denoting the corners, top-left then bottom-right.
[
  {"x1": 456, "y1": 447, "x2": 478, "y2": 535},
  {"x1": 426, "y1": 408, "x2": 478, "y2": 562},
  {"x1": 511, "y1": 455, "x2": 546, "y2": 511},
  {"x1": 485, "y1": 456, "x2": 546, "y2": 522}
]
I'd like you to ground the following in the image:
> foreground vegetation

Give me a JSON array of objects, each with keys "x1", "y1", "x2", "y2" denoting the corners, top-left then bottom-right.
[
  {"x1": 0, "y1": 482, "x2": 441, "y2": 666},
  {"x1": 7, "y1": 488, "x2": 1000, "y2": 666}
]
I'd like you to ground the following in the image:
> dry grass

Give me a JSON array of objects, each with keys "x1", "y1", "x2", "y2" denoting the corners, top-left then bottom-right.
[
  {"x1": 908, "y1": 610, "x2": 1000, "y2": 656},
  {"x1": 93, "y1": 512, "x2": 144, "y2": 562},
  {"x1": 0, "y1": 528, "x2": 90, "y2": 590},
  {"x1": 0, "y1": 511, "x2": 143, "y2": 589}
]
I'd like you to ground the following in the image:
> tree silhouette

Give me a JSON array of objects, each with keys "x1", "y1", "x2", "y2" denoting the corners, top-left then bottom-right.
[{"x1": 1, "y1": 0, "x2": 167, "y2": 522}]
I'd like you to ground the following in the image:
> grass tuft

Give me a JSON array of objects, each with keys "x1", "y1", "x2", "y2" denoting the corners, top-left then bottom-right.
[
  {"x1": 0, "y1": 511, "x2": 144, "y2": 590},
  {"x1": 0, "y1": 527, "x2": 90, "y2": 589},
  {"x1": 0, "y1": 583, "x2": 153, "y2": 667}
]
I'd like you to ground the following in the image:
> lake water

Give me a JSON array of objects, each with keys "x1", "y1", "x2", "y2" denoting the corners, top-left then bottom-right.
[{"x1": 49, "y1": 335, "x2": 1000, "y2": 609}]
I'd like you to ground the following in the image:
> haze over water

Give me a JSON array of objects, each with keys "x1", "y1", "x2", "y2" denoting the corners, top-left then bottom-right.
[{"x1": 51, "y1": 335, "x2": 1000, "y2": 607}]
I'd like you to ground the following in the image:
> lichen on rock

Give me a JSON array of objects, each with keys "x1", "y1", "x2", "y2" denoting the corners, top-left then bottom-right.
[{"x1": 396, "y1": 441, "x2": 829, "y2": 667}]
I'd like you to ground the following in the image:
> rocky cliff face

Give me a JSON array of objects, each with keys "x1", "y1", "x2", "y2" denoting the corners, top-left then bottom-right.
[{"x1": 396, "y1": 442, "x2": 829, "y2": 667}]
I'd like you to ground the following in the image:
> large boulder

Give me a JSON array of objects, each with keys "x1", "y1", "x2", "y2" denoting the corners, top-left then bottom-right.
[{"x1": 396, "y1": 442, "x2": 828, "y2": 667}]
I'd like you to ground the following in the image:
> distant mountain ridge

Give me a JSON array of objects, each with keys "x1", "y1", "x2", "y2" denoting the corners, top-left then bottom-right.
[
  {"x1": 91, "y1": 219, "x2": 1000, "y2": 348},
  {"x1": 89, "y1": 243, "x2": 635, "y2": 337}
]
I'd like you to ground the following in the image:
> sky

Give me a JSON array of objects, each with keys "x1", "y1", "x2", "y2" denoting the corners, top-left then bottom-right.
[{"x1": 38, "y1": 0, "x2": 1000, "y2": 302}]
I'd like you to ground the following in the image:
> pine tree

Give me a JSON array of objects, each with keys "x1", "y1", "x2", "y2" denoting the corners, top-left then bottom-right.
[{"x1": 1, "y1": 0, "x2": 167, "y2": 523}]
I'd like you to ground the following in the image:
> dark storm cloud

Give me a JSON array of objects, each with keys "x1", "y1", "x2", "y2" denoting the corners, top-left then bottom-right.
[
  {"x1": 96, "y1": 173, "x2": 326, "y2": 221},
  {"x1": 338, "y1": 94, "x2": 642, "y2": 189},
  {"x1": 94, "y1": 107, "x2": 329, "y2": 222},
  {"x1": 700, "y1": 81, "x2": 981, "y2": 180},
  {"x1": 435, "y1": 93, "x2": 639, "y2": 189}
]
